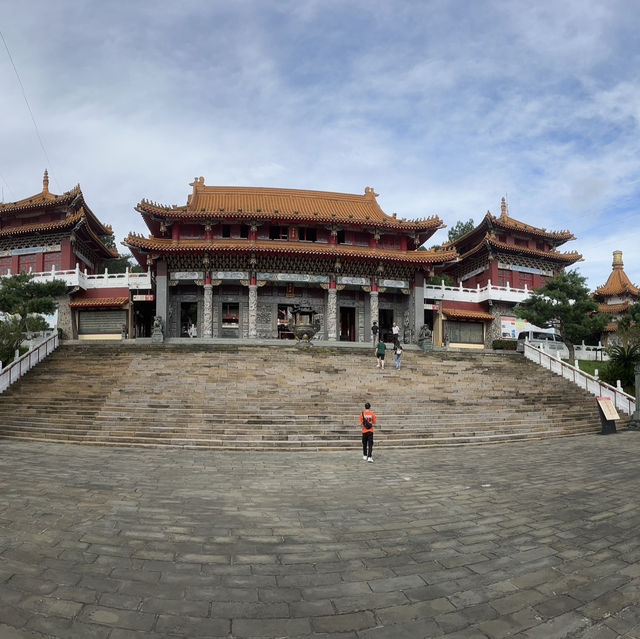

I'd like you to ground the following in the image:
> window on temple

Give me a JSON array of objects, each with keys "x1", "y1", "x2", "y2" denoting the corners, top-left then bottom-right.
[
  {"x1": 514, "y1": 238, "x2": 529, "y2": 248},
  {"x1": 0, "y1": 257, "x2": 11, "y2": 275},
  {"x1": 240, "y1": 224, "x2": 249, "y2": 239},
  {"x1": 44, "y1": 251, "x2": 62, "y2": 272},
  {"x1": 18, "y1": 254, "x2": 36, "y2": 273},
  {"x1": 222, "y1": 225, "x2": 231, "y2": 238},
  {"x1": 536, "y1": 242, "x2": 546, "y2": 251},
  {"x1": 497, "y1": 268, "x2": 511, "y2": 287},
  {"x1": 337, "y1": 230, "x2": 346, "y2": 244},
  {"x1": 382, "y1": 236, "x2": 398, "y2": 250},
  {"x1": 497, "y1": 234, "x2": 506, "y2": 242},
  {"x1": 444, "y1": 320, "x2": 483, "y2": 344},
  {"x1": 298, "y1": 227, "x2": 317, "y2": 242},
  {"x1": 518, "y1": 271, "x2": 534, "y2": 289},
  {"x1": 269, "y1": 225, "x2": 289, "y2": 240}
]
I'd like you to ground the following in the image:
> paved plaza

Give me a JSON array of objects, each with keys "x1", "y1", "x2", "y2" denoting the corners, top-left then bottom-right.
[{"x1": 0, "y1": 434, "x2": 639, "y2": 638}]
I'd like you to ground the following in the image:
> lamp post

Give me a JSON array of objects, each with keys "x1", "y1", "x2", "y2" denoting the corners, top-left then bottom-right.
[{"x1": 630, "y1": 363, "x2": 640, "y2": 430}]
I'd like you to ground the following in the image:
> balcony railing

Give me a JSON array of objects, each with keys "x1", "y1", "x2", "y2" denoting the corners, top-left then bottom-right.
[
  {"x1": 1, "y1": 266, "x2": 153, "y2": 290},
  {"x1": 424, "y1": 280, "x2": 532, "y2": 304}
]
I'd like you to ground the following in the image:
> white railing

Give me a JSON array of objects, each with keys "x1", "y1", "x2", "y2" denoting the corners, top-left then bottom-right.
[
  {"x1": 573, "y1": 343, "x2": 608, "y2": 362},
  {"x1": 0, "y1": 331, "x2": 59, "y2": 394},
  {"x1": 424, "y1": 280, "x2": 532, "y2": 305},
  {"x1": 524, "y1": 342, "x2": 635, "y2": 415},
  {"x1": 1, "y1": 266, "x2": 153, "y2": 291}
]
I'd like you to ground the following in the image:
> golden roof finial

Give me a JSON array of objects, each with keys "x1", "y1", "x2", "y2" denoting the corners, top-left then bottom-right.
[
  {"x1": 43, "y1": 169, "x2": 49, "y2": 194},
  {"x1": 612, "y1": 250, "x2": 623, "y2": 269},
  {"x1": 500, "y1": 196, "x2": 507, "y2": 218}
]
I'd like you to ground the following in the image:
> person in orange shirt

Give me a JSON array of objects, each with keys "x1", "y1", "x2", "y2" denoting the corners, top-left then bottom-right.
[{"x1": 359, "y1": 402, "x2": 376, "y2": 462}]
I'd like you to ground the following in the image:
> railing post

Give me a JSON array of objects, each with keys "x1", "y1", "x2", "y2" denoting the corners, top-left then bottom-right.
[{"x1": 630, "y1": 364, "x2": 640, "y2": 429}]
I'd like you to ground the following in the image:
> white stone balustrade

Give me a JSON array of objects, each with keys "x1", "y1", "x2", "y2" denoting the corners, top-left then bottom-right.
[
  {"x1": 424, "y1": 280, "x2": 532, "y2": 305},
  {"x1": 0, "y1": 266, "x2": 153, "y2": 291}
]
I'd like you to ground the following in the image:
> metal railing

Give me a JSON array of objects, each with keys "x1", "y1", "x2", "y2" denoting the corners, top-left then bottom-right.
[
  {"x1": 0, "y1": 332, "x2": 59, "y2": 394},
  {"x1": 524, "y1": 342, "x2": 636, "y2": 415}
]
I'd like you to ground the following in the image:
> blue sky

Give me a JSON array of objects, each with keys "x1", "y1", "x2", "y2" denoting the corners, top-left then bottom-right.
[{"x1": 1, "y1": 0, "x2": 639, "y2": 290}]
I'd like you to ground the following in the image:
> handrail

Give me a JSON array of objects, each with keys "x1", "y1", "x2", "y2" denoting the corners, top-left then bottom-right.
[
  {"x1": 524, "y1": 342, "x2": 636, "y2": 415},
  {"x1": 0, "y1": 332, "x2": 59, "y2": 394}
]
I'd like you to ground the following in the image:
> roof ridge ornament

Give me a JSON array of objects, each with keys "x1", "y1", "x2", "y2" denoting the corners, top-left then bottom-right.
[
  {"x1": 364, "y1": 186, "x2": 379, "y2": 199},
  {"x1": 612, "y1": 250, "x2": 623, "y2": 269},
  {"x1": 500, "y1": 196, "x2": 507, "y2": 219},
  {"x1": 43, "y1": 169, "x2": 49, "y2": 194}
]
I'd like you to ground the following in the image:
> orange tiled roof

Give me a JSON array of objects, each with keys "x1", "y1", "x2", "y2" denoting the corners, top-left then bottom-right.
[
  {"x1": 442, "y1": 308, "x2": 494, "y2": 321},
  {"x1": 603, "y1": 321, "x2": 619, "y2": 332},
  {"x1": 592, "y1": 252, "x2": 639, "y2": 299},
  {"x1": 0, "y1": 171, "x2": 114, "y2": 241},
  {"x1": 598, "y1": 301, "x2": 630, "y2": 314},
  {"x1": 443, "y1": 198, "x2": 575, "y2": 249},
  {"x1": 68, "y1": 297, "x2": 128, "y2": 309},
  {"x1": 0, "y1": 210, "x2": 83, "y2": 237},
  {"x1": 457, "y1": 233, "x2": 582, "y2": 264},
  {"x1": 137, "y1": 180, "x2": 443, "y2": 232},
  {"x1": 123, "y1": 235, "x2": 458, "y2": 265}
]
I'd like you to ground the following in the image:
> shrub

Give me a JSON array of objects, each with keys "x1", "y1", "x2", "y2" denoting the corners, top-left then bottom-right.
[{"x1": 493, "y1": 339, "x2": 517, "y2": 350}]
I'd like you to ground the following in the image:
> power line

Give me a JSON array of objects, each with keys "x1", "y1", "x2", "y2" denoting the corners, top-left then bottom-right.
[{"x1": 0, "y1": 28, "x2": 58, "y2": 191}]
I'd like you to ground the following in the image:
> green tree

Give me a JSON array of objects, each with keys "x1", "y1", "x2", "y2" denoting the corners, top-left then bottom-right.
[
  {"x1": 426, "y1": 273, "x2": 455, "y2": 287},
  {"x1": 0, "y1": 273, "x2": 67, "y2": 331},
  {"x1": 514, "y1": 270, "x2": 607, "y2": 362},
  {"x1": 447, "y1": 218, "x2": 475, "y2": 243},
  {"x1": 601, "y1": 341, "x2": 640, "y2": 391},
  {"x1": 618, "y1": 301, "x2": 640, "y2": 331},
  {"x1": 100, "y1": 235, "x2": 143, "y2": 273}
]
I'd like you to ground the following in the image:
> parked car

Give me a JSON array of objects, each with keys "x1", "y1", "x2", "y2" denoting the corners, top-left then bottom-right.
[{"x1": 516, "y1": 330, "x2": 570, "y2": 359}]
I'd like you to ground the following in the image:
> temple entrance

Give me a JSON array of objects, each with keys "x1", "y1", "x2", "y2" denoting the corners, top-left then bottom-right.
[
  {"x1": 379, "y1": 309, "x2": 394, "y2": 342},
  {"x1": 339, "y1": 307, "x2": 356, "y2": 341},
  {"x1": 180, "y1": 302, "x2": 198, "y2": 337}
]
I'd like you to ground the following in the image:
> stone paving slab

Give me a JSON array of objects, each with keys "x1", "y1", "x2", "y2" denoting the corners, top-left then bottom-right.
[{"x1": 0, "y1": 435, "x2": 640, "y2": 637}]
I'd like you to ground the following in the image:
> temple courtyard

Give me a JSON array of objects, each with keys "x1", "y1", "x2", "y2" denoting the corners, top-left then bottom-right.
[{"x1": 0, "y1": 434, "x2": 639, "y2": 639}]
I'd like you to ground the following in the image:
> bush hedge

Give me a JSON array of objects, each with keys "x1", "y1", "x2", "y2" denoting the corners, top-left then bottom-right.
[{"x1": 492, "y1": 339, "x2": 517, "y2": 350}]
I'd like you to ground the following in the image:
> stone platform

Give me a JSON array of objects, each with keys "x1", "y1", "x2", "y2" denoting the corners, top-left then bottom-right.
[{"x1": 0, "y1": 435, "x2": 639, "y2": 638}]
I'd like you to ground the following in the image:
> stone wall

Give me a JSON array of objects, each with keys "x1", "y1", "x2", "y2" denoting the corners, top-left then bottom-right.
[
  {"x1": 56, "y1": 294, "x2": 74, "y2": 339},
  {"x1": 485, "y1": 302, "x2": 514, "y2": 348}
]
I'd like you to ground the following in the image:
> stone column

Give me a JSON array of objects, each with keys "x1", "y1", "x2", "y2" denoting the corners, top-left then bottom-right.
[
  {"x1": 248, "y1": 284, "x2": 258, "y2": 338},
  {"x1": 327, "y1": 276, "x2": 337, "y2": 341},
  {"x1": 155, "y1": 259, "x2": 169, "y2": 328},
  {"x1": 412, "y1": 272, "x2": 424, "y2": 344},
  {"x1": 369, "y1": 290, "x2": 379, "y2": 342},
  {"x1": 630, "y1": 363, "x2": 640, "y2": 429},
  {"x1": 203, "y1": 284, "x2": 213, "y2": 337}
]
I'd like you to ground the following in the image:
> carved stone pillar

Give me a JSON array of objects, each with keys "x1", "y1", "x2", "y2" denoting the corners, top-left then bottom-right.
[
  {"x1": 248, "y1": 284, "x2": 258, "y2": 338},
  {"x1": 203, "y1": 284, "x2": 213, "y2": 337},
  {"x1": 369, "y1": 290, "x2": 379, "y2": 342},
  {"x1": 327, "y1": 288, "x2": 337, "y2": 341}
]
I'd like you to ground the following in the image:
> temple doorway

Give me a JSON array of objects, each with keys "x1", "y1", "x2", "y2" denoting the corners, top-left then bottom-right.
[
  {"x1": 339, "y1": 307, "x2": 355, "y2": 341},
  {"x1": 180, "y1": 302, "x2": 198, "y2": 337},
  {"x1": 379, "y1": 309, "x2": 394, "y2": 342}
]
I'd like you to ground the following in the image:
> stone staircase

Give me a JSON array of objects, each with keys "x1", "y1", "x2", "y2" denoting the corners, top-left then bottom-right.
[{"x1": 0, "y1": 342, "x2": 624, "y2": 449}]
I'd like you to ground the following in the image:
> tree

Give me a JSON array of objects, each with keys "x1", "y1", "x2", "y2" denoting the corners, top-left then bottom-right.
[
  {"x1": 447, "y1": 219, "x2": 475, "y2": 243},
  {"x1": 426, "y1": 273, "x2": 455, "y2": 287},
  {"x1": 514, "y1": 270, "x2": 607, "y2": 362},
  {"x1": 618, "y1": 301, "x2": 640, "y2": 331},
  {"x1": 0, "y1": 273, "x2": 67, "y2": 332}
]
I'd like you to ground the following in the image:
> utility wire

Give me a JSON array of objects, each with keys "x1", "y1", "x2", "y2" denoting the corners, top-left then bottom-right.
[{"x1": 0, "y1": 28, "x2": 58, "y2": 191}]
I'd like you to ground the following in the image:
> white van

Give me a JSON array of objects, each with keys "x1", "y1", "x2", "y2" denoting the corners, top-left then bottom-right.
[{"x1": 516, "y1": 330, "x2": 569, "y2": 359}]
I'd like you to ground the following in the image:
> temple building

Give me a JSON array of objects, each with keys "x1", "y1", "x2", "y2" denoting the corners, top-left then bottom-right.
[
  {"x1": 424, "y1": 197, "x2": 582, "y2": 348},
  {"x1": 0, "y1": 171, "x2": 153, "y2": 339},
  {"x1": 592, "y1": 250, "x2": 640, "y2": 344},
  {"x1": 124, "y1": 178, "x2": 457, "y2": 341}
]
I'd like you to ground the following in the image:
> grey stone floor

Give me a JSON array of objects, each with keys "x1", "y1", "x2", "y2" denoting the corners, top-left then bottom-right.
[{"x1": 0, "y1": 434, "x2": 639, "y2": 639}]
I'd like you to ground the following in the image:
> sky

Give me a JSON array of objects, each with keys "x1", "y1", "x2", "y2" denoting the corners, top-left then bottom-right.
[{"x1": 1, "y1": 0, "x2": 639, "y2": 291}]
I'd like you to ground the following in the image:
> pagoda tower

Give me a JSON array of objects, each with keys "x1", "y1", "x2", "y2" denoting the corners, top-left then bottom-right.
[{"x1": 592, "y1": 250, "x2": 640, "y2": 343}]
